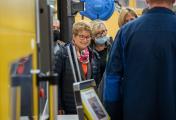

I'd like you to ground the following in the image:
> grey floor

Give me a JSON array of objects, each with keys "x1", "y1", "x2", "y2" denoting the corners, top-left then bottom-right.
[{"x1": 21, "y1": 115, "x2": 79, "y2": 120}]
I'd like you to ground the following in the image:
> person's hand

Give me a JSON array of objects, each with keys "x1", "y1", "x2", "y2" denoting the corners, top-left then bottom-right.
[{"x1": 58, "y1": 109, "x2": 65, "y2": 115}]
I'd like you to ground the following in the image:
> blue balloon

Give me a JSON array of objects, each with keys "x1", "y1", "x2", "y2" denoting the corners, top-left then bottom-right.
[{"x1": 80, "y1": 0, "x2": 114, "y2": 20}]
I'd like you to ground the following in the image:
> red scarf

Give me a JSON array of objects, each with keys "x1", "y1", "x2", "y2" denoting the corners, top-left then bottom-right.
[{"x1": 77, "y1": 47, "x2": 89, "y2": 64}]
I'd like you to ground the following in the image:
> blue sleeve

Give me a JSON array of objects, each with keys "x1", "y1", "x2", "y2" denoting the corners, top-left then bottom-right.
[{"x1": 103, "y1": 30, "x2": 124, "y2": 119}]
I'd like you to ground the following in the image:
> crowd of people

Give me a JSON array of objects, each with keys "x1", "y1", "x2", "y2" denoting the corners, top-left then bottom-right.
[{"x1": 52, "y1": 0, "x2": 176, "y2": 119}]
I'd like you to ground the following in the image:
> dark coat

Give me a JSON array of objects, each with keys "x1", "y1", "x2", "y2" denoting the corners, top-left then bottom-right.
[
  {"x1": 54, "y1": 43, "x2": 97, "y2": 114},
  {"x1": 92, "y1": 41, "x2": 112, "y2": 87},
  {"x1": 103, "y1": 7, "x2": 176, "y2": 120}
]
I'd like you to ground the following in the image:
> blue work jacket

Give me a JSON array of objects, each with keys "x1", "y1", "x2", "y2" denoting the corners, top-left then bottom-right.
[{"x1": 103, "y1": 7, "x2": 176, "y2": 120}]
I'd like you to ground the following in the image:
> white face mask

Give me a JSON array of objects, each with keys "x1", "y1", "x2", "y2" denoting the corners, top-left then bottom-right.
[{"x1": 95, "y1": 36, "x2": 109, "y2": 45}]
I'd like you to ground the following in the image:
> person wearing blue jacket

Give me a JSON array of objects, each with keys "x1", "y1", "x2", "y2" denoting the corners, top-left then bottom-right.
[{"x1": 103, "y1": 0, "x2": 176, "y2": 120}]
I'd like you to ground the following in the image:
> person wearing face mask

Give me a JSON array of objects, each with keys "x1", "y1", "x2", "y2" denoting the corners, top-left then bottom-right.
[
  {"x1": 90, "y1": 20, "x2": 112, "y2": 88},
  {"x1": 53, "y1": 19, "x2": 60, "y2": 42},
  {"x1": 53, "y1": 19, "x2": 65, "y2": 54}
]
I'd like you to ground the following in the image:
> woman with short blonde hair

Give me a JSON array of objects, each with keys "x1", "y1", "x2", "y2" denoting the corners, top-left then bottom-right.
[
  {"x1": 118, "y1": 8, "x2": 138, "y2": 27},
  {"x1": 90, "y1": 20, "x2": 112, "y2": 88},
  {"x1": 54, "y1": 21, "x2": 98, "y2": 114}
]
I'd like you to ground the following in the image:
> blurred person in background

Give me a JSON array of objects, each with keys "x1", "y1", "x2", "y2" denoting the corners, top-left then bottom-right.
[
  {"x1": 52, "y1": 19, "x2": 65, "y2": 54},
  {"x1": 118, "y1": 8, "x2": 138, "y2": 28},
  {"x1": 53, "y1": 19, "x2": 60, "y2": 42}
]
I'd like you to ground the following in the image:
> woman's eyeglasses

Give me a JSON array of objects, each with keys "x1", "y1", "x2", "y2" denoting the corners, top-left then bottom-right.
[
  {"x1": 94, "y1": 29, "x2": 107, "y2": 38},
  {"x1": 78, "y1": 34, "x2": 91, "y2": 40}
]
